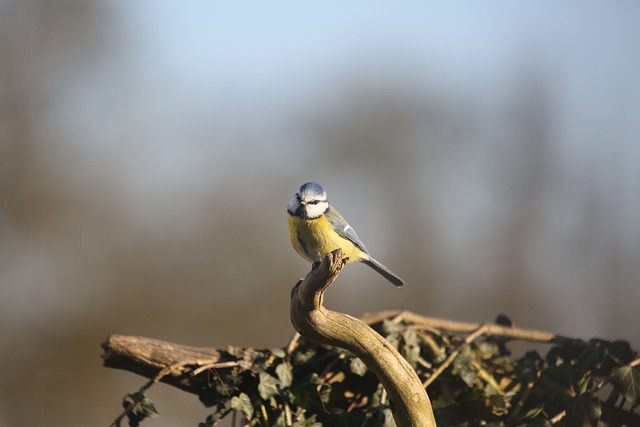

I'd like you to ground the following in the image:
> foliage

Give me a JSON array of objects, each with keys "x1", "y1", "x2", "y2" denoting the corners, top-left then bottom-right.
[
  {"x1": 116, "y1": 316, "x2": 640, "y2": 427},
  {"x1": 120, "y1": 392, "x2": 159, "y2": 427}
]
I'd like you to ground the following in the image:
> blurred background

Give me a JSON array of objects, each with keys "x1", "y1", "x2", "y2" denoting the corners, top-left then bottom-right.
[{"x1": 1, "y1": 1, "x2": 639, "y2": 426}]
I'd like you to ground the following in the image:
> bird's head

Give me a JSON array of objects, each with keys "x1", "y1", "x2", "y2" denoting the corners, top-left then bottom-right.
[{"x1": 287, "y1": 182, "x2": 329, "y2": 219}]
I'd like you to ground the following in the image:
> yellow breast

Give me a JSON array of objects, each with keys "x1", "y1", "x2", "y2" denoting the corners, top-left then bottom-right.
[{"x1": 288, "y1": 214, "x2": 365, "y2": 263}]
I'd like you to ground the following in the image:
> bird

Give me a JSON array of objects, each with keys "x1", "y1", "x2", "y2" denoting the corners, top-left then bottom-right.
[{"x1": 287, "y1": 181, "x2": 404, "y2": 287}]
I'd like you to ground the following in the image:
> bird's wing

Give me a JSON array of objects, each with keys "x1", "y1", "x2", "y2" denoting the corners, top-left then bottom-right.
[{"x1": 325, "y1": 207, "x2": 369, "y2": 253}]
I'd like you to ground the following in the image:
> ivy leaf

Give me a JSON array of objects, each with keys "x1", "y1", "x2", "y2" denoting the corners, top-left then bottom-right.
[
  {"x1": 524, "y1": 419, "x2": 552, "y2": 427},
  {"x1": 226, "y1": 345, "x2": 245, "y2": 357},
  {"x1": 291, "y1": 414, "x2": 323, "y2": 426},
  {"x1": 382, "y1": 408, "x2": 395, "y2": 426},
  {"x1": 293, "y1": 346, "x2": 317, "y2": 364},
  {"x1": 128, "y1": 392, "x2": 159, "y2": 419},
  {"x1": 545, "y1": 365, "x2": 575, "y2": 388},
  {"x1": 369, "y1": 382, "x2": 385, "y2": 408},
  {"x1": 402, "y1": 327, "x2": 420, "y2": 368},
  {"x1": 382, "y1": 320, "x2": 401, "y2": 350},
  {"x1": 522, "y1": 405, "x2": 544, "y2": 420},
  {"x1": 230, "y1": 393, "x2": 254, "y2": 419},
  {"x1": 608, "y1": 341, "x2": 634, "y2": 364},
  {"x1": 258, "y1": 371, "x2": 280, "y2": 400},
  {"x1": 515, "y1": 351, "x2": 544, "y2": 383},
  {"x1": 317, "y1": 381, "x2": 331, "y2": 405},
  {"x1": 546, "y1": 342, "x2": 583, "y2": 367},
  {"x1": 350, "y1": 357, "x2": 368, "y2": 377},
  {"x1": 276, "y1": 362, "x2": 293, "y2": 388},
  {"x1": 453, "y1": 351, "x2": 477, "y2": 388},
  {"x1": 566, "y1": 393, "x2": 601, "y2": 427},
  {"x1": 612, "y1": 364, "x2": 640, "y2": 406},
  {"x1": 139, "y1": 397, "x2": 159, "y2": 418},
  {"x1": 199, "y1": 413, "x2": 223, "y2": 427},
  {"x1": 381, "y1": 319, "x2": 401, "y2": 336},
  {"x1": 577, "y1": 339, "x2": 609, "y2": 375},
  {"x1": 270, "y1": 348, "x2": 286, "y2": 358},
  {"x1": 219, "y1": 369, "x2": 243, "y2": 392},
  {"x1": 292, "y1": 373, "x2": 328, "y2": 411}
]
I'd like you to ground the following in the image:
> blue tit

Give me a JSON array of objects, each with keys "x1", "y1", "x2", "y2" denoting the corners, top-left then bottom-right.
[{"x1": 287, "y1": 182, "x2": 404, "y2": 287}]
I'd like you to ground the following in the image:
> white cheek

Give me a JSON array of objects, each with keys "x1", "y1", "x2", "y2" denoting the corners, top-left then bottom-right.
[
  {"x1": 306, "y1": 201, "x2": 329, "y2": 219},
  {"x1": 287, "y1": 197, "x2": 300, "y2": 214}
]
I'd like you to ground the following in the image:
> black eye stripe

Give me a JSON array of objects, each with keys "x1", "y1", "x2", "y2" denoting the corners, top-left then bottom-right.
[{"x1": 302, "y1": 198, "x2": 326, "y2": 205}]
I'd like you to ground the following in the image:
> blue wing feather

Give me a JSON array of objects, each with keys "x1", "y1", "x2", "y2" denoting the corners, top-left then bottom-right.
[{"x1": 324, "y1": 207, "x2": 369, "y2": 254}]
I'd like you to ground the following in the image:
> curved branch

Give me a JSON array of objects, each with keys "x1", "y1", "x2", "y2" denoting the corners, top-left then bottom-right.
[{"x1": 290, "y1": 249, "x2": 437, "y2": 427}]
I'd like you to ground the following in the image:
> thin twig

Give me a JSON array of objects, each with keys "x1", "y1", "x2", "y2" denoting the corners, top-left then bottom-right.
[
  {"x1": 110, "y1": 359, "x2": 204, "y2": 427},
  {"x1": 364, "y1": 310, "x2": 577, "y2": 345},
  {"x1": 192, "y1": 360, "x2": 240, "y2": 376},
  {"x1": 286, "y1": 332, "x2": 301, "y2": 359},
  {"x1": 110, "y1": 377, "x2": 157, "y2": 427},
  {"x1": 423, "y1": 324, "x2": 488, "y2": 388}
]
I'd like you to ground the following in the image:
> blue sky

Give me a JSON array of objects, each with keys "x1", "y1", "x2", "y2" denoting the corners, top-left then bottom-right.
[
  {"x1": 74, "y1": 1, "x2": 637, "y2": 218},
  {"x1": 120, "y1": 2, "x2": 639, "y2": 91},
  {"x1": 90, "y1": 1, "x2": 640, "y2": 164}
]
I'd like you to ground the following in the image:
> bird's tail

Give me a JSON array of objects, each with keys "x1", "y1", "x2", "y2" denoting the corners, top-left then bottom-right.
[{"x1": 363, "y1": 258, "x2": 404, "y2": 287}]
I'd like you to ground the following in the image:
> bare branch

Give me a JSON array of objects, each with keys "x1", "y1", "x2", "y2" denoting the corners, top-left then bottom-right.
[
  {"x1": 101, "y1": 335, "x2": 223, "y2": 396},
  {"x1": 364, "y1": 310, "x2": 577, "y2": 345}
]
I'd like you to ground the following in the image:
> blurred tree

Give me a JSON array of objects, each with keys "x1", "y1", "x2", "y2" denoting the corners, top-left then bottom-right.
[
  {"x1": 0, "y1": 1, "x2": 122, "y2": 426},
  {"x1": 1, "y1": 3, "x2": 638, "y2": 426}
]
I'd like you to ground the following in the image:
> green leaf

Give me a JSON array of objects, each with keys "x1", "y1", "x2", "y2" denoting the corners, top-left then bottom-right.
[
  {"x1": 226, "y1": 345, "x2": 245, "y2": 357},
  {"x1": 139, "y1": 397, "x2": 159, "y2": 418},
  {"x1": 577, "y1": 339, "x2": 609, "y2": 375},
  {"x1": 276, "y1": 362, "x2": 293, "y2": 388},
  {"x1": 293, "y1": 346, "x2": 317, "y2": 364},
  {"x1": 381, "y1": 319, "x2": 401, "y2": 336},
  {"x1": 515, "y1": 351, "x2": 544, "y2": 383},
  {"x1": 350, "y1": 357, "x2": 368, "y2": 377},
  {"x1": 566, "y1": 393, "x2": 601, "y2": 427},
  {"x1": 546, "y1": 343, "x2": 583, "y2": 367},
  {"x1": 230, "y1": 393, "x2": 254, "y2": 419},
  {"x1": 128, "y1": 392, "x2": 159, "y2": 419},
  {"x1": 270, "y1": 347, "x2": 286, "y2": 358},
  {"x1": 476, "y1": 340, "x2": 502, "y2": 360},
  {"x1": 527, "y1": 418, "x2": 552, "y2": 427},
  {"x1": 317, "y1": 382, "x2": 331, "y2": 405},
  {"x1": 273, "y1": 411, "x2": 287, "y2": 427},
  {"x1": 292, "y1": 373, "x2": 328, "y2": 411},
  {"x1": 545, "y1": 365, "x2": 575, "y2": 387},
  {"x1": 382, "y1": 408, "x2": 395, "y2": 427},
  {"x1": 382, "y1": 320, "x2": 401, "y2": 350},
  {"x1": 522, "y1": 405, "x2": 544, "y2": 420},
  {"x1": 452, "y1": 351, "x2": 477, "y2": 387},
  {"x1": 523, "y1": 419, "x2": 552, "y2": 427},
  {"x1": 199, "y1": 413, "x2": 223, "y2": 427},
  {"x1": 608, "y1": 341, "x2": 634, "y2": 364},
  {"x1": 258, "y1": 371, "x2": 280, "y2": 400},
  {"x1": 369, "y1": 382, "x2": 385, "y2": 408},
  {"x1": 291, "y1": 414, "x2": 323, "y2": 426},
  {"x1": 612, "y1": 364, "x2": 640, "y2": 405},
  {"x1": 402, "y1": 327, "x2": 420, "y2": 368}
]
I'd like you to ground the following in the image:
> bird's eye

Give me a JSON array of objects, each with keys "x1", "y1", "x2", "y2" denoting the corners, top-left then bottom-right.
[{"x1": 309, "y1": 200, "x2": 319, "y2": 205}]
